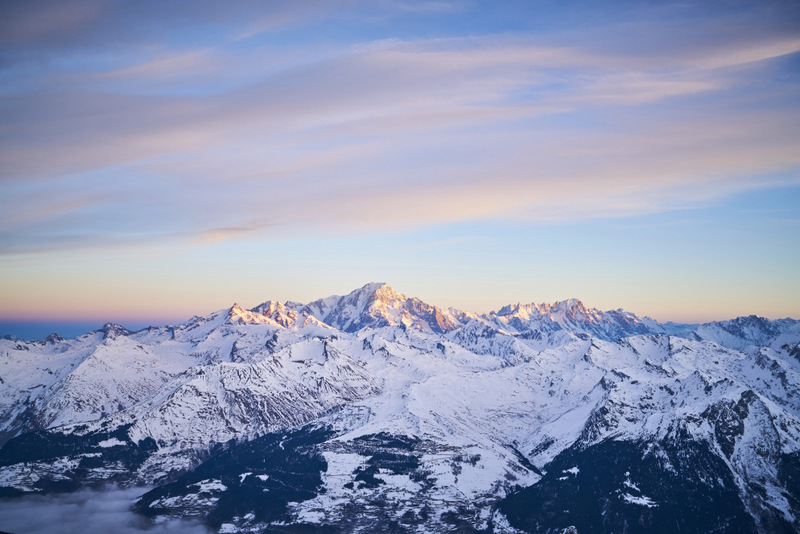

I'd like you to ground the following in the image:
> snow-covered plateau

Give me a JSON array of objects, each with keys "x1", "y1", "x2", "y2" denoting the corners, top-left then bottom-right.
[{"x1": 1, "y1": 283, "x2": 799, "y2": 533}]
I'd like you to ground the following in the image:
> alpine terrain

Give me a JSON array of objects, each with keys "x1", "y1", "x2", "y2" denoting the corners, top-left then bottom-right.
[{"x1": 1, "y1": 283, "x2": 799, "y2": 533}]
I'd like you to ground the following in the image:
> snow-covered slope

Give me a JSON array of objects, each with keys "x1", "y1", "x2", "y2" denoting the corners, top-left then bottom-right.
[{"x1": 1, "y1": 283, "x2": 798, "y2": 533}]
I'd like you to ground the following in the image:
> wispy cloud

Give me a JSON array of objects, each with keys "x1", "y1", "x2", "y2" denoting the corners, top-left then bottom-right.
[
  {"x1": 380, "y1": 1, "x2": 466, "y2": 14},
  {"x1": 0, "y1": 0, "x2": 107, "y2": 47},
  {"x1": 1, "y1": 1, "x2": 798, "y2": 255},
  {"x1": 194, "y1": 224, "x2": 274, "y2": 244},
  {"x1": 99, "y1": 49, "x2": 222, "y2": 83}
]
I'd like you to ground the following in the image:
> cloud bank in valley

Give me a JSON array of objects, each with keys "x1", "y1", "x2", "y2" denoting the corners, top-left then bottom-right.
[{"x1": 0, "y1": 486, "x2": 211, "y2": 534}]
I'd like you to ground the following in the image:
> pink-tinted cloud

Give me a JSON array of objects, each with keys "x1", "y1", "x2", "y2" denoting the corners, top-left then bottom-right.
[{"x1": 1, "y1": 2, "x2": 799, "y2": 255}]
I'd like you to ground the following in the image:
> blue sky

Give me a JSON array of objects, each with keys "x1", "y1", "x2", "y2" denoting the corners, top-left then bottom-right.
[{"x1": 1, "y1": 0, "x2": 799, "y2": 336}]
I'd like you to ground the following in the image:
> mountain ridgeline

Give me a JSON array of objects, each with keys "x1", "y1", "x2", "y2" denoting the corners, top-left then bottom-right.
[{"x1": 1, "y1": 283, "x2": 799, "y2": 533}]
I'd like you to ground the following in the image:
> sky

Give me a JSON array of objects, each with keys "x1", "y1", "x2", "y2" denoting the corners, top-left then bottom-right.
[{"x1": 1, "y1": 0, "x2": 799, "y2": 338}]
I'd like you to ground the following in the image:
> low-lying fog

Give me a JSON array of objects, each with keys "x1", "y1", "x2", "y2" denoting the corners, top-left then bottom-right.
[{"x1": 0, "y1": 486, "x2": 212, "y2": 534}]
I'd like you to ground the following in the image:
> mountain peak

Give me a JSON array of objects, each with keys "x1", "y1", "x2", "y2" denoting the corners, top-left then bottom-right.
[
  {"x1": 368, "y1": 282, "x2": 406, "y2": 304},
  {"x1": 354, "y1": 282, "x2": 403, "y2": 301},
  {"x1": 98, "y1": 323, "x2": 132, "y2": 340},
  {"x1": 360, "y1": 281, "x2": 390, "y2": 292},
  {"x1": 42, "y1": 332, "x2": 64, "y2": 344},
  {"x1": 331, "y1": 282, "x2": 408, "y2": 314},
  {"x1": 297, "y1": 282, "x2": 459, "y2": 334},
  {"x1": 226, "y1": 303, "x2": 248, "y2": 320},
  {"x1": 250, "y1": 300, "x2": 289, "y2": 316},
  {"x1": 552, "y1": 298, "x2": 587, "y2": 312},
  {"x1": 249, "y1": 300, "x2": 301, "y2": 328},
  {"x1": 487, "y1": 297, "x2": 669, "y2": 340},
  {"x1": 496, "y1": 302, "x2": 524, "y2": 317},
  {"x1": 225, "y1": 302, "x2": 284, "y2": 327}
]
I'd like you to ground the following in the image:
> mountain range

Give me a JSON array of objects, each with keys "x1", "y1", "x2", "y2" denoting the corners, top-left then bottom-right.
[{"x1": 1, "y1": 282, "x2": 799, "y2": 533}]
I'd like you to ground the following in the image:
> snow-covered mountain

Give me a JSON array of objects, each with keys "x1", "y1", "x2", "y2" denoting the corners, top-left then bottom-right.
[
  {"x1": 295, "y1": 282, "x2": 462, "y2": 334},
  {"x1": 689, "y1": 315, "x2": 800, "y2": 352},
  {"x1": 485, "y1": 298, "x2": 666, "y2": 341},
  {"x1": 1, "y1": 283, "x2": 799, "y2": 533}
]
